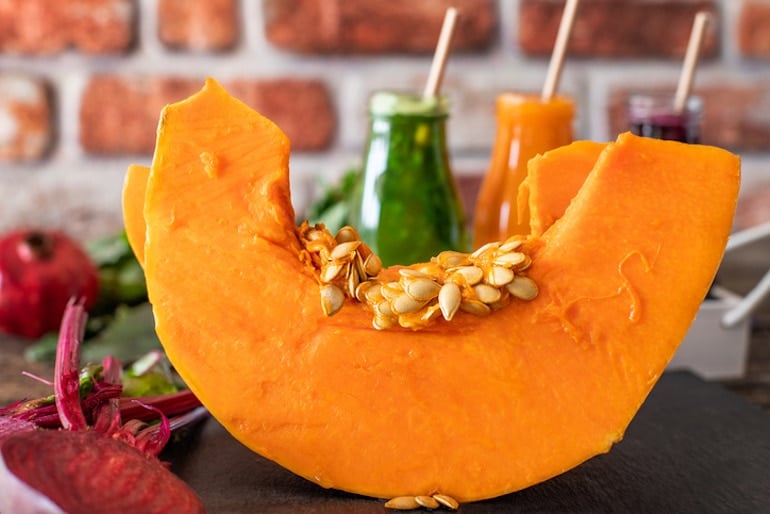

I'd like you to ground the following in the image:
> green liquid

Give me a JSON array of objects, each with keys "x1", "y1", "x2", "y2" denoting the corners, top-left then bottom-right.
[{"x1": 349, "y1": 92, "x2": 468, "y2": 267}]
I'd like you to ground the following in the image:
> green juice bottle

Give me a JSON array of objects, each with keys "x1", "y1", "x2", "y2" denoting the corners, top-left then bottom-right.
[{"x1": 349, "y1": 91, "x2": 468, "y2": 267}]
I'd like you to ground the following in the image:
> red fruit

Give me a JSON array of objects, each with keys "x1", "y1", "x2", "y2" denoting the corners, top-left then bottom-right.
[{"x1": 0, "y1": 229, "x2": 99, "y2": 339}]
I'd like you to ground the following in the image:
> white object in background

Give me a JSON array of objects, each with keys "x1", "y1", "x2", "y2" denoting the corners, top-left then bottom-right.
[
  {"x1": 670, "y1": 287, "x2": 751, "y2": 379},
  {"x1": 668, "y1": 220, "x2": 770, "y2": 379}
]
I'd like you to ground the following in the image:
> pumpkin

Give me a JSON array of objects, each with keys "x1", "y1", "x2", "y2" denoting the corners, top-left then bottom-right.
[
  {"x1": 519, "y1": 140, "x2": 607, "y2": 236},
  {"x1": 122, "y1": 163, "x2": 150, "y2": 266},
  {"x1": 123, "y1": 78, "x2": 740, "y2": 503}
]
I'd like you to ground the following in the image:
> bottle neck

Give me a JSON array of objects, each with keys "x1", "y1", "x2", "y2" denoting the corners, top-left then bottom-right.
[{"x1": 493, "y1": 94, "x2": 574, "y2": 165}]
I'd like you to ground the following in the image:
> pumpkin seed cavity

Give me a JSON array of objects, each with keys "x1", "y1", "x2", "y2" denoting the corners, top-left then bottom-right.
[{"x1": 297, "y1": 222, "x2": 538, "y2": 330}]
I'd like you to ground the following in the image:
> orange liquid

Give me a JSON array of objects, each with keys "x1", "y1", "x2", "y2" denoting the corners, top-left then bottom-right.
[{"x1": 473, "y1": 94, "x2": 574, "y2": 247}]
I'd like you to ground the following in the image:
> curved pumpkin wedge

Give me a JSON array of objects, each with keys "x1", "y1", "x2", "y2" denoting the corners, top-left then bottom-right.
[
  {"x1": 123, "y1": 163, "x2": 150, "y2": 266},
  {"x1": 519, "y1": 140, "x2": 607, "y2": 236},
  {"x1": 127, "y1": 79, "x2": 740, "y2": 503}
]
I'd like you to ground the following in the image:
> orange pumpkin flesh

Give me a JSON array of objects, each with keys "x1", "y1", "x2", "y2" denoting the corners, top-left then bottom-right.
[
  {"x1": 122, "y1": 163, "x2": 149, "y2": 265},
  {"x1": 124, "y1": 79, "x2": 740, "y2": 503},
  {"x1": 520, "y1": 140, "x2": 607, "y2": 236}
]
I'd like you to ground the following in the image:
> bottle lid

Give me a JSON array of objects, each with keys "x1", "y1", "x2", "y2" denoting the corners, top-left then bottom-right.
[
  {"x1": 369, "y1": 91, "x2": 449, "y2": 117},
  {"x1": 627, "y1": 92, "x2": 702, "y2": 125}
]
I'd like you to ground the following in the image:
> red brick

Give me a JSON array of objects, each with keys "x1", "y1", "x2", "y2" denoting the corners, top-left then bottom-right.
[
  {"x1": 228, "y1": 79, "x2": 336, "y2": 151},
  {"x1": 738, "y1": 1, "x2": 770, "y2": 58},
  {"x1": 264, "y1": 0, "x2": 495, "y2": 54},
  {"x1": 158, "y1": 0, "x2": 238, "y2": 51},
  {"x1": 607, "y1": 83, "x2": 770, "y2": 152},
  {"x1": 0, "y1": 74, "x2": 52, "y2": 161},
  {"x1": 0, "y1": 0, "x2": 135, "y2": 55},
  {"x1": 79, "y1": 76, "x2": 336, "y2": 155},
  {"x1": 519, "y1": 0, "x2": 718, "y2": 58},
  {"x1": 79, "y1": 76, "x2": 201, "y2": 155}
]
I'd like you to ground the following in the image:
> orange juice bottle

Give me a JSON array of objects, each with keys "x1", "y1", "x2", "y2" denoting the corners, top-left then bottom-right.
[{"x1": 473, "y1": 93, "x2": 574, "y2": 247}]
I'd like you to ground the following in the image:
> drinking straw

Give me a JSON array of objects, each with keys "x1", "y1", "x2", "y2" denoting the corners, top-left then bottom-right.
[
  {"x1": 673, "y1": 11, "x2": 711, "y2": 113},
  {"x1": 423, "y1": 7, "x2": 459, "y2": 99},
  {"x1": 541, "y1": 0, "x2": 579, "y2": 103}
]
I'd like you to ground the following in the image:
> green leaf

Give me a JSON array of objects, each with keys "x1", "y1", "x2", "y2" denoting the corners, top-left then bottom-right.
[
  {"x1": 305, "y1": 168, "x2": 360, "y2": 233},
  {"x1": 80, "y1": 303, "x2": 161, "y2": 366}
]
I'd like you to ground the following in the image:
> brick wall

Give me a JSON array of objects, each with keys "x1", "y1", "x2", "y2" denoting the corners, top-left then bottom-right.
[{"x1": 1, "y1": 0, "x2": 769, "y2": 242}]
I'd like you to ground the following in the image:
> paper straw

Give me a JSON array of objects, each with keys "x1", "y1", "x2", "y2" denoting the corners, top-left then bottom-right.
[
  {"x1": 423, "y1": 7, "x2": 459, "y2": 99},
  {"x1": 674, "y1": 11, "x2": 711, "y2": 113},
  {"x1": 541, "y1": 0, "x2": 579, "y2": 103}
]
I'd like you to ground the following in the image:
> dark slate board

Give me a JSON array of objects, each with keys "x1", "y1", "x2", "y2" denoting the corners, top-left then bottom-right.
[{"x1": 169, "y1": 371, "x2": 770, "y2": 513}]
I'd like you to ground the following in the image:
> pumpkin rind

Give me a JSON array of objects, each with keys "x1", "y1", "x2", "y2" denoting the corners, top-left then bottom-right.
[{"x1": 125, "y1": 79, "x2": 740, "y2": 503}]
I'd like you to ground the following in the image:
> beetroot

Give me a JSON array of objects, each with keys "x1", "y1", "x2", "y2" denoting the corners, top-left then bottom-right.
[
  {"x1": 1, "y1": 431, "x2": 205, "y2": 514},
  {"x1": 0, "y1": 300, "x2": 206, "y2": 513},
  {"x1": 0, "y1": 228, "x2": 100, "y2": 339}
]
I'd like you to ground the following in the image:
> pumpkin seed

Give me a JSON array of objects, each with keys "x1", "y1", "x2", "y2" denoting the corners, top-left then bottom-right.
[
  {"x1": 448, "y1": 265, "x2": 483, "y2": 286},
  {"x1": 355, "y1": 281, "x2": 376, "y2": 303},
  {"x1": 507, "y1": 275, "x2": 539, "y2": 300},
  {"x1": 330, "y1": 240, "x2": 361, "y2": 261},
  {"x1": 460, "y1": 299, "x2": 491, "y2": 316},
  {"x1": 320, "y1": 262, "x2": 345, "y2": 283},
  {"x1": 347, "y1": 267, "x2": 360, "y2": 297},
  {"x1": 421, "y1": 303, "x2": 442, "y2": 322},
  {"x1": 320, "y1": 284, "x2": 345, "y2": 316},
  {"x1": 516, "y1": 255, "x2": 533, "y2": 271},
  {"x1": 471, "y1": 241, "x2": 499, "y2": 259},
  {"x1": 432, "y1": 494, "x2": 459, "y2": 510},
  {"x1": 499, "y1": 237, "x2": 523, "y2": 252},
  {"x1": 486, "y1": 266, "x2": 514, "y2": 287},
  {"x1": 474, "y1": 283, "x2": 502, "y2": 304},
  {"x1": 438, "y1": 283, "x2": 461, "y2": 321},
  {"x1": 375, "y1": 299, "x2": 394, "y2": 318},
  {"x1": 384, "y1": 496, "x2": 420, "y2": 510},
  {"x1": 391, "y1": 294, "x2": 427, "y2": 315},
  {"x1": 398, "y1": 268, "x2": 432, "y2": 280},
  {"x1": 364, "y1": 253, "x2": 383, "y2": 276},
  {"x1": 494, "y1": 251, "x2": 527, "y2": 267},
  {"x1": 415, "y1": 495, "x2": 440, "y2": 509},
  {"x1": 372, "y1": 313, "x2": 396, "y2": 330},
  {"x1": 351, "y1": 253, "x2": 365, "y2": 281},
  {"x1": 380, "y1": 282, "x2": 403, "y2": 301},
  {"x1": 335, "y1": 225, "x2": 359, "y2": 243},
  {"x1": 403, "y1": 277, "x2": 441, "y2": 302},
  {"x1": 436, "y1": 250, "x2": 470, "y2": 268}
]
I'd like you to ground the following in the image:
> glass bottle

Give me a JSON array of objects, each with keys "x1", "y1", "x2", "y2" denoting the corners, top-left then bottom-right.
[
  {"x1": 349, "y1": 91, "x2": 468, "y2": 267},
  {"x1": 627, "y1": 92, "x2": 702, "y2": 143},
  {"x1": 473, "y1": 94, "x2": 574, "y2": 247}
]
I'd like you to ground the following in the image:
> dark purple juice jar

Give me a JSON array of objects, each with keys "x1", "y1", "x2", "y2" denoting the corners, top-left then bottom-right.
[{"x1": 627, "y1": 93, "x2": 702, "y2": 143}]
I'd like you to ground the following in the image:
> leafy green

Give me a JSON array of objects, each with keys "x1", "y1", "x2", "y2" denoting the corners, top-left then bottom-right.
[
  {"x1": 305, "y1": 168, "x2": 360, "y2": 233},
  {"x1": 26, "y1": 231, "x2": 157, "y2": 365},
  {"x1": 86, "y1": 231, "x2": 147, "y2": 311},
  {"x1": 25, "y1": 303, "x2": 161, "y2": 365}
]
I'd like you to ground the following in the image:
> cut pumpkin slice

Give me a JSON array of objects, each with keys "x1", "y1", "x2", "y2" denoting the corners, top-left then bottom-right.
[
  {"x1": 520, "y1": 140, "x2": 607, "y2": 236},
  {"x1": 123, "y1": 163, "x2": 150, "y2": 266},
  {"x1": 123, "y1": 78, "x2": 740, "y2": 503}
]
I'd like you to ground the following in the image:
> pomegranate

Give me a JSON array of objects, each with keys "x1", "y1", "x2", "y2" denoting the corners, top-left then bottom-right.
[{"x1": 0, "y1": 229, "x2": 99, "y2": 339}]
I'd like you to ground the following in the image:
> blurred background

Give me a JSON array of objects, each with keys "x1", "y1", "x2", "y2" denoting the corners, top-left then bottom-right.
[{"x1": 0, "y1": 0, "x2": 769, "y2": 244}]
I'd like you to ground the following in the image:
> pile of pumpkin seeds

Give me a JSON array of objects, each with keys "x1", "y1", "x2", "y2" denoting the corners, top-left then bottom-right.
[
  {"x1": 385, "y1": 493, "x2": 459, "y2": 510},
  {"x1": 297, "y1": 223, "x2": 538, "y2": 330}
]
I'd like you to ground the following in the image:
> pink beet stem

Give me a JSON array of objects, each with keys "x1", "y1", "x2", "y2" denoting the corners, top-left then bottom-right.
[
  {"x1": 93, "y1": 355, "x2": 123, "y2": 435},
  {"x1": 53, "y1": 298, "x2": 89, "y2": 431}
]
